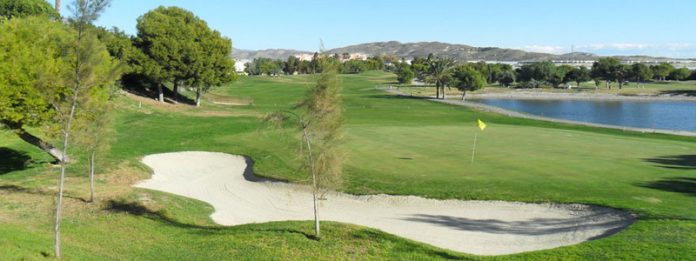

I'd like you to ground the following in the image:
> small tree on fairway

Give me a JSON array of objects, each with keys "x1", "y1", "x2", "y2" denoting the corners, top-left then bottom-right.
[
  {"x1": 73, "y1": 85, "x2": 115, "y2": 203},
  {"x1": 395, "y1": 62, "x2": 415, "y2": 84},
  {"x1": 297, "y1": 59, "x2": 343, "y2": 238},
  {"x1": 426, "y1": 57, "x2": 455, "y2": 99},
  {"x1": 567, "y1": 66, "x2": 591, "y2": 88},
  {"x1": 630, "y1": 63, "x2": 652, "y2": 85},
  {"x1": 498, "y1": 69, "x2": 515, "y2": 87},
  {"x1": 548, "y1": 65, "x2": 573, "y2": 88},
  {"x1": 453, "y1": 66, "x2": 486, "y2": 100},
  {"x1": 265, "y1": 56, "x2": 343, "y2": 239},
  {"x1": 651, "y1": 63, "x2": 674, "y2": 81},
  {"x1": 52, "y1": 0, "x2": 118, "y2": 258}
]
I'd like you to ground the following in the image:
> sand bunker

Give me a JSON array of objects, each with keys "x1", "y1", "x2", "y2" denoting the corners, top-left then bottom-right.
[{"x1": 135, "y1": 151, "x2": 635, "y2": 255}]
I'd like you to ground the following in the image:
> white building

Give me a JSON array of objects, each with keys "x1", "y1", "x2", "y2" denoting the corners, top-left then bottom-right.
[{"x1": 234, "y1": 59, "x2": 250, "y2": 73}]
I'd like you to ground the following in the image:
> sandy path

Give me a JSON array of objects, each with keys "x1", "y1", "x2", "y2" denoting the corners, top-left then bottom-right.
[{"x1": 135, "y1": 151, "x2": 635, "y2": 256}]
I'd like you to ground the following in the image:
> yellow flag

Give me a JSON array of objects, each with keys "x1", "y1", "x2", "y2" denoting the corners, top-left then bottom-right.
[{"x1": 477, "y1": 119, "x2": 487, "y2": 131}]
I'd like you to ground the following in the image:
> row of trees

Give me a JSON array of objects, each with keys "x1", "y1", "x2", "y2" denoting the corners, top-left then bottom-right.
[
  {"x1": 244, "y1": 55, "x2": 392, "y2": 76},
  {"x1": 395, "y1": 55, "x2": 500, "y2": 100},
  {"x1": 396, "y1": 55, "x2": 696, "y2": 91},
  {"x1": 517, "y1": 58, "x2": 694, "y2": 89},
  {"x1": 1, "y1": 0, "x2": 237, "y2": 257}
]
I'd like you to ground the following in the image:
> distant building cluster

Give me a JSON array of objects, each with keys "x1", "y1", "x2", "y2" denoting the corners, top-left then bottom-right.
[
  {"x1": 343, "y1": 53, "x2": 368, "y2": 61},
  {"x1": 292, "y1": 53, "x2": 368, "y2": 62},
  {"x1": 294, "y1": 54, "x2": 314, "y2": 62}
]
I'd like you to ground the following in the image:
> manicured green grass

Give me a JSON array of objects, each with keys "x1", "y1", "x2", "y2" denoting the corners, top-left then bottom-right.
[{"x1": 1, "y1": 71, "x2": 696, "y2": 260}]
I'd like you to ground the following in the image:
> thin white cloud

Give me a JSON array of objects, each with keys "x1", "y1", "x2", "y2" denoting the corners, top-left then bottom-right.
[
  {"x1": 514, "y1": 43, "x2": 696, "y2": 58},
  {"x1": 663, "y1": 43, "x2": 693, "y2": 51},
  {"x1": 520, "y1": 45, "x2": 565, "y2": 54},
  {"x1": 572, "y1": 43, "x2": 696, "y2": 58},
  {"x1": 577, "y1": 43, "x2": 649, "y2": 50}
]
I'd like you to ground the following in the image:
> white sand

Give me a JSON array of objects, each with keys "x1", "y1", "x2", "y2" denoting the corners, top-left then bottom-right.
[{"x1": 135, "y1": 151, "x2": 635, "y2": 256}]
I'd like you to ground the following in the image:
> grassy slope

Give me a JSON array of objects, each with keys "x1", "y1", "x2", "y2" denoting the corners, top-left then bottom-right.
[{"x1": 1, "y1": 71, "x2": 695, "y2": 260}]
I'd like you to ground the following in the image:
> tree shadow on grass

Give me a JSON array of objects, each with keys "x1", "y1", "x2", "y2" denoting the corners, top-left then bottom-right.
[
  {"x1": 120, "y1": 74, "x2": 196, "y2": 106},
  {"x1": 103, "y1": 199, "x2": 318, "y2": 240},
  {"x1": 365, "y1": 94, "x2": 432, "y2": 100},
  {"x1": 643, "y1": 155, "x2": 696, "y2": 170},
  {"x1": 0, "y1": 147, "x2": 32, "y2": 175},
  {"x1": 0, "y1": 184, "x2": 91, "y2": 202},
  {"x1": 638, "y1": 177, "x2": 696, "y2": 197},
  {"x1": 0, "y1": 184, "x2": 36, "y2": 194}
]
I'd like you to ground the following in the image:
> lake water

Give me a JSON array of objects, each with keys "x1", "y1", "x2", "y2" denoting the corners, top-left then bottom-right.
[{"x1": 469, "y1": 98, "x2": 696, "y2": 132}]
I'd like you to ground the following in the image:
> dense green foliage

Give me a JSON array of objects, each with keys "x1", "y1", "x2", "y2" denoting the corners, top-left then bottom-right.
[
  {"x1": 0, "y1": 17, "x2": 71, "y2": 131},
  {"x1": 395, "y1": 62, "x2": 415, "y2": 84},
  {"x1": 453, "y1": 66, "x2": 486, "y2": 99},
  {"x1": 133, "y1": 6, "x2": 236, "y2": 105},
  {"x1": 0, "y1": 0, "x2": 59, "y2": 20}
]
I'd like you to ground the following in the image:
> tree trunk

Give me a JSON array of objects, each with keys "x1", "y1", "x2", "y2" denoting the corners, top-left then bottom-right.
[
  {"x1": 89, "y1": 150, "x2": 95, "y2": 203},
  {"x1": 195, "y1": 89, "x2": 201, "y2": 107},
  {"x1": 301, "y1": 122, "x2": 320, "y2": 238},
  {"x1": 157, "y1": 83, "x2": 164, "y2": 102},
  {"x1": 441, "y1": 84, "x2": 446, "y2": 100},
  {"x1": 14, "y1": 127, "x2": 67, "y2": 162},
  {"x1": 55, "y1": 90, "x2": 79, "y2": 259},
  {"x1": 461, "y1": 89, "x2": 466, "y2": 101},
  {"x1": 172, "y1": 81, "x2": 179, "y2": 102},
  {"x1": 435, "y1": 82, "x2": 440, "y2": 99},
  {"x1": 55, "y1": 0, "x2": 61, "y2": 14},
  {"x1": 54, "y1": 158, "x2": 66, "y2": 258},
  {"x1": 619, "y1": 81, "x2": 623, "y2": 89}
]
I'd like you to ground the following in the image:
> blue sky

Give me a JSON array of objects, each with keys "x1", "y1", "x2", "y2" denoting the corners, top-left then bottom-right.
[{"x1": 57, "y1": 0, "x2": 696, "y2": 58}]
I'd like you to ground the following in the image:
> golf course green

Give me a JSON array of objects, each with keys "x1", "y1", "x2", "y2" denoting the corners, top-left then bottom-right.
[{"x1": 1, "y1": 71, "x2": 695, "y2": 260}]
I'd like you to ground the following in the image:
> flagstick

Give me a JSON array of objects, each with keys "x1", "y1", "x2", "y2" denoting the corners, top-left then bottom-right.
[{"x1": 471, "y1": 132, "x2": 478, "y2": 164}]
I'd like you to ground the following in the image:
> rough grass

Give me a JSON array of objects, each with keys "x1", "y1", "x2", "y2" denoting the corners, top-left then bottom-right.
[{"x1": 1, "y1": 71, "x2": 696, "y2": 260}]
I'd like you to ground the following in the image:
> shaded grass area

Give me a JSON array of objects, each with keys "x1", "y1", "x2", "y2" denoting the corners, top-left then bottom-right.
[
  {"x1": 2, "y1": 71, "x2": 696, "y2": 259},
  {"x1": 0, "y1": 147, "x2": 31, "y2": 175}
]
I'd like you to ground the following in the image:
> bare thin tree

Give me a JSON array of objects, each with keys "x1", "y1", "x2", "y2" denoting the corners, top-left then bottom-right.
[
  {"x1": 264, "y1": 54, "x2": 343, "y2": 238},
  {"x1": 295, "y1": 54, "x2": 343, "y2": 238},
  {"x1": 53, "y1": 0, "x2": 114, "y2": 258}
]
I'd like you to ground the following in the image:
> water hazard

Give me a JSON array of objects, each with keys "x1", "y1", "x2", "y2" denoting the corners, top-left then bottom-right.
[{"x1": 469, "y1": 98, "x2": 696, "y2": 132}]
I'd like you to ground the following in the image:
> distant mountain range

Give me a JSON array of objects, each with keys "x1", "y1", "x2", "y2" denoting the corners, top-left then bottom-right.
[{"x1": 233, "y1": 41, "x2": 686, "y2": 62}]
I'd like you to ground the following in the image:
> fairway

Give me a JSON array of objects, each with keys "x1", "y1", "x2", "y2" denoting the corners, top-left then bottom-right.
[{"x1": 1, "y1": 71, "x2": 696, "y2": 259}]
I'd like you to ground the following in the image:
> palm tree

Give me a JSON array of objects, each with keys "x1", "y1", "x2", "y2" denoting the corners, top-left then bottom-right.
[{"x1": 427, "y1": 58, "x2": 455, "y2": 99}]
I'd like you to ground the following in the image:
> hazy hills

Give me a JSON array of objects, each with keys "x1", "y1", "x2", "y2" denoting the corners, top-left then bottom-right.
[{"x1": 233, "y1": 41, "x2": 683, "y2": 62}]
